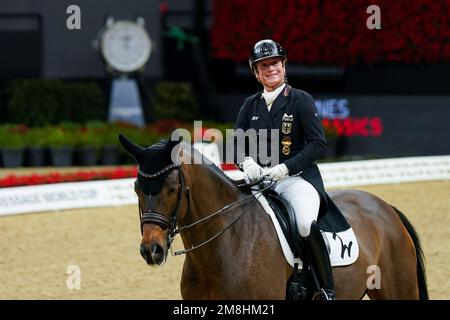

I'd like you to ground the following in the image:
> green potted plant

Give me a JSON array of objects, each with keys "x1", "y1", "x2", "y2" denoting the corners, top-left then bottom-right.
[
  {"x1": 98, "y1": 123, "x2": 124, "y2": 166},
  {"x1": 25, "y1": 127, "x2": 47, "y2": 167},
  {"x1": 0, "y1": 124, "x2": 27, "y2": 167},
  {"x1": 74, "y1": 124, "x2": 103, "y2": 166},
  {"x1": 152, "y1": 82, "x2": 199, "y2": 122},
  {"x1": 42, "y1": 123, "x2": 78, "y2": 167}
]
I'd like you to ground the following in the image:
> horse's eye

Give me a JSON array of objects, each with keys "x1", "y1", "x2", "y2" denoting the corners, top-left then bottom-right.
[{"x1": 168, "y1": 188, "x2": 176, "y2": 194}]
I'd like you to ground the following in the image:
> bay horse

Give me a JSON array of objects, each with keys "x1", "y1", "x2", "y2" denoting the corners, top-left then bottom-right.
[{"x1": 119, "y1": 135, "x2": 428, "y2": 300}]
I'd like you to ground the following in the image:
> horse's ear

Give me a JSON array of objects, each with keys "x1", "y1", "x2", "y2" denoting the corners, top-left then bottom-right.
[
  {"x1": 165, "y1": 137, "x2": 184, "y2": 163},
  {"x1": 118, "y1": 134, "x2": 145, "y2": 157},
  {"x1": 165, "y1": 137, "x2": 181, "y2": 152}
]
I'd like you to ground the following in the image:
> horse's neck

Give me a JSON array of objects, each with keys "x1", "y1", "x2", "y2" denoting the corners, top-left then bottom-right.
[
  {"x1": 179, "y1": 165, "x2": 280, "y2": 289},
  {"x1": 179, "y1": 164, "x2": 243, "y2": 255},
  {"x1": 182, "y1": 164, "x2": 238, "y2": 220}
]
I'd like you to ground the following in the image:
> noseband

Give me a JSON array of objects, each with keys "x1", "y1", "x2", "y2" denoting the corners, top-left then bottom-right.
[{"x1": 137, "y1": 164, "x2": 189, "y2": 247}]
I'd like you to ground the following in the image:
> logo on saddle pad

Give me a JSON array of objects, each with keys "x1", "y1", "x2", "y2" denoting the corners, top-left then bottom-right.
[{"x1": 332, "y1": 232, "x2": 353, "y2": 259}]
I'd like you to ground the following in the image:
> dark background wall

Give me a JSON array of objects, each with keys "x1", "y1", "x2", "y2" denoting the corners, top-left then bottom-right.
[
  {"x1": 0, "y1": 0, "x2": 449, "y2": 158},
  {"x1": 0, "y1": 0, "x2": 164, "y2": 79},
  {"x1": 1, "y1": 0, "x2": 449, "y2": 95},
  {"x1": 215, "y1": 93, "x2": 450, "y2": 158}
]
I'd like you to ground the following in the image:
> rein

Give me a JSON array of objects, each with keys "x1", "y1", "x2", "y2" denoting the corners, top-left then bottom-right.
[
  {"x1": 137, "y1": 164, "x2": 275, "y2": 256},
  {"x1": 171, "y1": 181, "x2": 274, "y2": 256}
]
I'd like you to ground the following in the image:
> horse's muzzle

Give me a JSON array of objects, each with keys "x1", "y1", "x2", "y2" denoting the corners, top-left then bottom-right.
[{"x1": 140, "y1": 242, "x2": 165, "y2": 265}]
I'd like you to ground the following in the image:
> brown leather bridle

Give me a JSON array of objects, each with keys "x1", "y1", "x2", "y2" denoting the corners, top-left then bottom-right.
[
  {"x1": 137, "y1": 164, "x2": 189, "y2": 249},
  {"x1": 136, "y1": 164, "x2": 274, "y2": 255}
]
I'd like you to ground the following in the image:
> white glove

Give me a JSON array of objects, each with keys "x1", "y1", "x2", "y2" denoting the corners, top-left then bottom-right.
[
  {"x1": 263, "y1": 163, "x2": 289, "y2": 181},
  {"x1": 240, "y1": 157, "x2": 263, "y2": 183}
]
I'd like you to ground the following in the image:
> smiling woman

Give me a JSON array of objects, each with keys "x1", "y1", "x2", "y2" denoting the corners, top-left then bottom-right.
[
  {"x1": 235, "y1": 39, "x2": 341, "y2": 299},
  {"x1": 254, "y1": 58, "x2": 286, "y2": 91}
]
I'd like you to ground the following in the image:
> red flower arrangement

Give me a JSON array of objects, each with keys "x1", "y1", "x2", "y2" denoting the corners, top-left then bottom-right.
[
  {"x1": 211, "y1": 0, "x2": 450, "y2": 66},
  {"x1": 0, "y1": 164, "x2": 238, "y2": 188},
  {"x1": 0, "y1": 167, "x2": 138, "y2": 188}
]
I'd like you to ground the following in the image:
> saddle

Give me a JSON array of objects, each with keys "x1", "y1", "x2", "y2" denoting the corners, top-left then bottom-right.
[
  {"x1": 263, "y1": 188, "x2": 302, "y2": 258},
  {"x1": 234, "y1": 179, "x2": 301, "y2": 255},
  {"x1": 235, "y1": 179, "x2": 356, "y2": 300},
  {"x1": 260, "y1": 186, "x2": 351, "y2": 258}
]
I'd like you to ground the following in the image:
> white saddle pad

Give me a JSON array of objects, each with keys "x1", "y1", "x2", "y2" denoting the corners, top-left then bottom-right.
[{"x1": 252, "y1": 190, "x2": 359, "y2": 269}]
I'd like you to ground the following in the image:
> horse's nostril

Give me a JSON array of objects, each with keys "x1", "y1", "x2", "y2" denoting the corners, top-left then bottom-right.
[
  {"x1": 151, "y1": 243, "x2": 164, "y2": 264},
  {"x1": 140, "y1": 244, "x2": 148, "y2": 260},
  {"x1": 140, "y1": 243, "x2": 165, "y2": 265}
]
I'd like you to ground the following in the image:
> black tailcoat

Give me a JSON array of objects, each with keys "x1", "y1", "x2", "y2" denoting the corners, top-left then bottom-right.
[{"x1": 234, "y1": 85, "x2": 337, "y2": 220}]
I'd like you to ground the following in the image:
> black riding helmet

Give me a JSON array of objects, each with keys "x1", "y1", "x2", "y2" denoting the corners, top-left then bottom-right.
[{"x1": 249, "y1": 39, "x2": 287, "y2": 71}]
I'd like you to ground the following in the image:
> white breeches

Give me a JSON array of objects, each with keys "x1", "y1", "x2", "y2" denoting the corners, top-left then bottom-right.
[{"x1": 274, "y1": 175, "x2": 321, "y2": 237}]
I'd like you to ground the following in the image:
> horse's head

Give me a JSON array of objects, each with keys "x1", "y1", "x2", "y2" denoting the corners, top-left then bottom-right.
[{"x1": 119, "y1": 134, "x2": 186, "y2": 266}]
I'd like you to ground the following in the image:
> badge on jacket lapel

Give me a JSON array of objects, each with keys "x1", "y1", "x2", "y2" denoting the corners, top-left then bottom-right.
[{"x1": 281, "y1": 113, "x2": 293, "y2": 135}]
